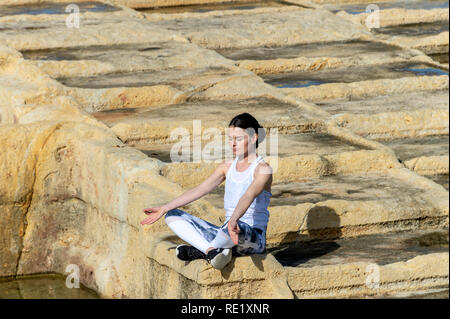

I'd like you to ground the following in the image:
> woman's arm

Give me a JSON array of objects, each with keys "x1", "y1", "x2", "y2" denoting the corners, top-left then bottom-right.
[
  {"x1": 228, "y1": 163, "x2": 272, "y2": 222},
  {"x1": 162, "y1": 160, "x2": 227, "y2": 211},
  {"x1": 227, "y1": 163, "x2": 272, "y2": 243},
  {"x1": 141, "y1": 161, "x2": 228, "y2": 225}
]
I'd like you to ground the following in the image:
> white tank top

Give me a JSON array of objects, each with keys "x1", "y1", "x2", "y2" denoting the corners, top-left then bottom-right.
[{"x1": 224, "y1": 154, "x2": 272, "y2": 232}]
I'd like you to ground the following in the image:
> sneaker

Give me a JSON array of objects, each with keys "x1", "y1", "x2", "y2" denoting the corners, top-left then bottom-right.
[
  {"x1": 206, "y1": 248, "x2": 232, "y2": 270},
  {"x1": 176, "y1": 245, "x2": 207, "y2": 261}
]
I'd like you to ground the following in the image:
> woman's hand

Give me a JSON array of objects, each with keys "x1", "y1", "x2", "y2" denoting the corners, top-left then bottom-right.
[
  {"x1": 140, "y1": 206, "x2": 168, "y2": 225},
  {"x1": 227, "y1": 218, "x2": 240, "y2": 245}
]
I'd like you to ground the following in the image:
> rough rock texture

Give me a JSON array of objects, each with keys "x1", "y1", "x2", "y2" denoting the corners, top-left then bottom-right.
[
  {"x1": 236, "y1": 48, "x2": 425, "y2": 75},
  {"x1": 0, "y1": 124, "x2": 59, "y2": 276},
  {"x1": 389, "y1": 32, "x2": 449, "y2": 55},
  {"x1": 288, "y1": 253, "x2": 449, "y2": 298},
  {"x1": 334, "y1": 3, "x2": 449, "y2": 70},
  {"x1": 337, "y1": 7, "x2": 449, "y2": 28},
  {"x1": 332, "y1": 108, "x2": 449, "y2": 140},
  {"x1": 143, "y1": 7, "x2": 372, "y2": 49},
  {"x1": 1, "y1": 0, "x2": 448, "y2": 299},
  {"x1": 108, "y1": 0, "x2": 262, "y2": 9},
  {"x1": 281, "y1": 73, "x2": 449, "y2": 102},
  {"x1": 404, "y1": 155, "x2": 449, "y2": 176}
]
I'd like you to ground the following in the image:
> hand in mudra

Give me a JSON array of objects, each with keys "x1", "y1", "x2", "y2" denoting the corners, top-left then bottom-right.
[
  {"x1": 228, "y1": 218, "x2": 240, "y2": 245},
  {"x1": 140, "y1": 206, "x2": 167, "y2": 225}
]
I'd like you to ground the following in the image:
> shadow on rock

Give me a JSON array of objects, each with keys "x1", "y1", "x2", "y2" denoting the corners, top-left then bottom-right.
[{"x1": 270, "y1": 206, "x2": 342, "y2": 267}]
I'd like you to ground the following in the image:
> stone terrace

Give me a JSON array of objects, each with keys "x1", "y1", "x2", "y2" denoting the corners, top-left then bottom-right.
[{"x1": 0, "y1": 0, "x2": 448, "y2": 298}]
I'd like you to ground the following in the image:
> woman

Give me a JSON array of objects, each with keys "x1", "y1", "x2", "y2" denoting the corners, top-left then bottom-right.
[{"x1": 140, "y1": 113, "x2": 273, "y2": 270}]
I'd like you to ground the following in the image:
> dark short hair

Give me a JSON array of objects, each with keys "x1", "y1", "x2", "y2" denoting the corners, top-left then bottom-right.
[{"x1": 228, "y1": 113, "x2": 266, "y2": 149}]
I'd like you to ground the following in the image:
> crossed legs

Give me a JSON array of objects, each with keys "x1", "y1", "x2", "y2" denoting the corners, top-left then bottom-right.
[
  {"x1": 164, "y1": 209, "x2": 234, "y2": 254},
  {"x1": 165, "y1": 209, "x2": 266, "y2": 256}
]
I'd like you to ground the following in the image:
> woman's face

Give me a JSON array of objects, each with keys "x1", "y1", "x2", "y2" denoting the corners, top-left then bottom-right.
[{"x1": 227, "y1": 126, "x2": 257, "y2": 157}]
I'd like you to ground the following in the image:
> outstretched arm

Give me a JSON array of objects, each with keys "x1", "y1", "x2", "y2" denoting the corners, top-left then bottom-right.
[
  {"x1": 164, "y1": 160, "x2": 227, "y2": 210},
  {"x1": 141, "y1": 160, "x2": 227, "y2": 225}
]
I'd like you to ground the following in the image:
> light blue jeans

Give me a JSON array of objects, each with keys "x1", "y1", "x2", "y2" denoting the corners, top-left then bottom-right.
[{"x1": 164, "y1": 208, "x2": 266, "y2": 256}]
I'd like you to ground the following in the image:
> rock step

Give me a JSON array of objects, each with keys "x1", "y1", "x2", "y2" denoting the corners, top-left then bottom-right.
[
  {"x1": 380, "y1": 134, "x2": 449, "y2": 162},
  {"x1": 326, "y1": 0, "x2": 449, "y2": 15},
  {"x1": 264, "y1": 61, "x2": 448, "y2": 88},
  {"x1": 216, "y1": 38, "x2": 402, "y2": 61},
  {"x1": 269, "y1": 229, "x2": 449, "y2": 268},
  {"x1": 200, "y1": 169, "x2": 449, "y2": 244},
  {"x1": 0, "y1": 1, "x2": 120, "y2": 17},
  {"x1": 136, "y1": 131, "x2": 366, "y2": 164},
  {"x1": 92, "y1": 97, "x2": 325, "y2": 145},
  {"x1": 137, "y1": 0, "x2": 290, "y2": 15},
  {"x1": 149, "y1": 228, "x2": 448, "y2": 298}
]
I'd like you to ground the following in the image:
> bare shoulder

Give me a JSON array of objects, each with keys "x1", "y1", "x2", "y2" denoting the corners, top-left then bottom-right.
[
  {"x1": 254, "y1": 161, "x2": 272, "y2": 192},
  {"x1": 218, "y1": 158, "x2": 234, "y2": 177},
  {"x1": 255, "y1": 161, "x2": 273, "y2": 175}
]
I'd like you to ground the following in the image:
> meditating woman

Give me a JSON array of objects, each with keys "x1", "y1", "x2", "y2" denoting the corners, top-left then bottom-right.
[{"x1": 140, "y1": 112, "x2": 273, "y2": 270}]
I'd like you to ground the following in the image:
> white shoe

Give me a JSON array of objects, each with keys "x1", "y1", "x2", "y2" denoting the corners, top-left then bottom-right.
[{"x1": 206, "y1": 248, "x2": 232, "y2": 270}]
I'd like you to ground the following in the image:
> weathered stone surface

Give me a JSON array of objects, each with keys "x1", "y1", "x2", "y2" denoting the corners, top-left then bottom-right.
[
  {"x1": 404, "y1": 155, "x2": 449, "y2": 176},
  {"x1": 377, "y1": 134, "x2": 449, "y2": 186},
  {"x1": 1, "y1": 0, "x2": 448, "y2": 299},
  {"x1": 136, "y1": 130, "x2": 370, "y2": 164},
  {"x1": 6, "y1": 15, "x2": 295, "y2": 111},
  {"x1": 332, "y1": 108, "x2": 449, "y2": 140},
  {"x1": 287, "y1": 252, "x2": 448, "y2": 298},
  {"x1": 271, "y1": 229, "x2": 449, "y2": 267},
  {"x1": 0, "y1": 123, "x2": 60, "y2": 276},
  {"x1": 388, "y1": 31, "x2": 449, "y2": 56},
  {"x1": 236, "y1": 47, "x2": 424, "y2": 75},
  {"x1": 337, "y1": 7, "x2": 449, "y2": 28},
  {"x1": 137, "y1": 0, "x2": 300, "y2": 17},
  {"x1": 310, "y1": 0, "x2": 393, "y2": 4},
  {"x1": 0, "y1": 0, "x2": 143, "y2": 21},
  {"x1": 0, "y1": 15, "x2": 182, "y2": 52},
  {"x1": 318, "y1": 88, "x2": 449, "y2": 142},
  {"x1": 2, "y1": 122, "x2": 214, "y2": 297},
  {"x1": 92, "y1": 96, "x2": 327, "y2": 145},
  {"x1": 281, "y1": 71, "x2": 448, "y2": 102},
  {"x1": 381, "y1": 134, "x2": 449, "y2": 160},
  {"x1": 143, "y1": 7, "x2": 372, "y2": 49},
  {"x1": 204, "y1": 167, "x2": 449, "y2": 245},
  {"x1": 140, "y1": 233, "x2": 293, "y2": 298},
  {"x1": 0, "y1": 45, "x2": 110, "y2": 126},
  {"x1": 162, "y1": 150, "x2": 401, "y2": 188},
  {"x1": 108, "y1": 0, "x2": 263, "y2": 9},
  {"x1": 333, "y1": 2, "x2": 448, "y2": 62},
  {"x1": 318, "y1": 89, "x2": 449, "y2": 115}
]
